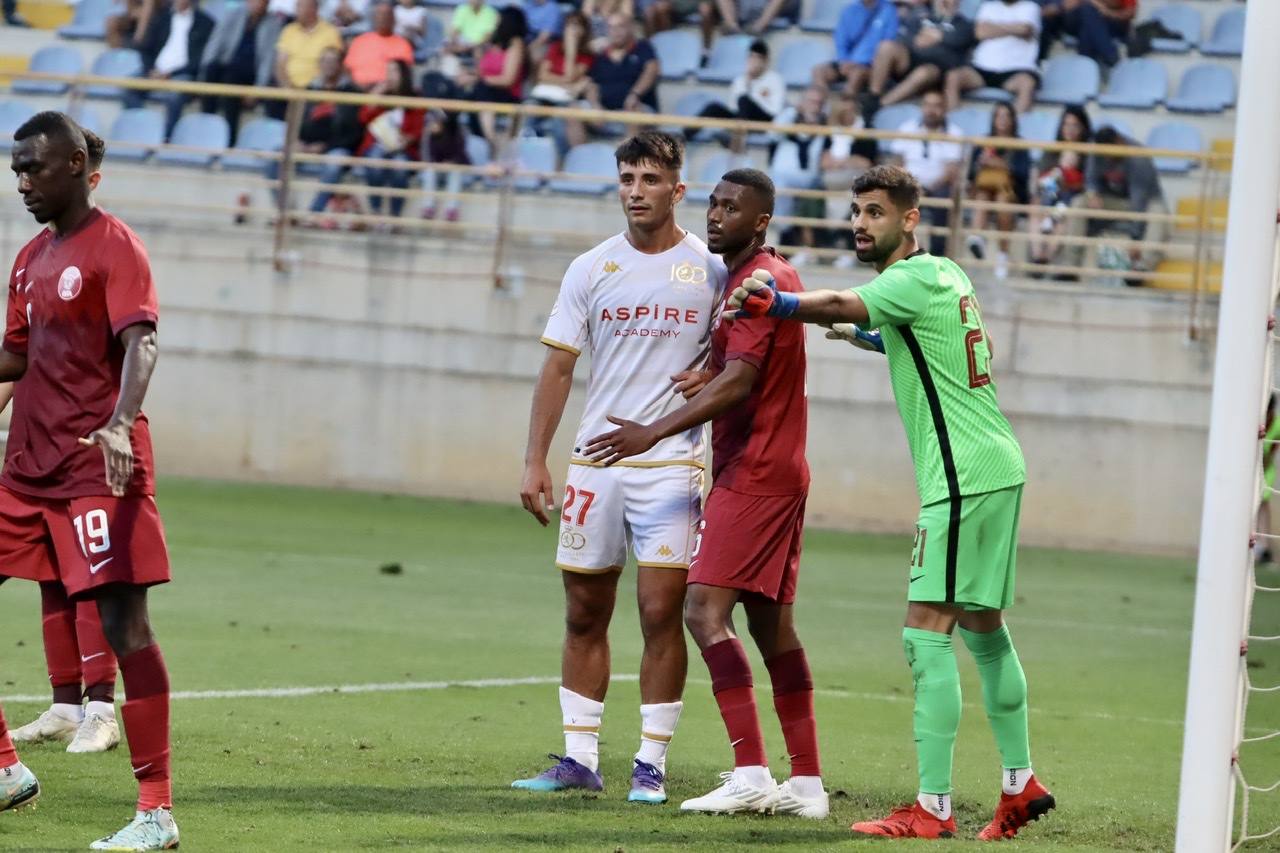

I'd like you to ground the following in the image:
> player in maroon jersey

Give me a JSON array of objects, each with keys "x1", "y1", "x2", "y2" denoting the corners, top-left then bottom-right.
[
  {"x1": 0, "y1": 112, "x2": 177, "y2": 850},
  {"x1": 584, "y1": 168, "x2": 827, "y2": 818}
]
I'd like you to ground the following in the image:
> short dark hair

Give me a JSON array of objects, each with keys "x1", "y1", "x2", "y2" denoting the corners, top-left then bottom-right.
[
  {"x1": 720, "y1": 167, "x2": 775, "y2": 215},
  {"x1": 13, "y1": 110, "x2": 87, "y2": 154},
  {"x1": 1094, "y1": 125, "x2": 1124, "y2": 146},
  {"x1": 83, "y1": 128, "x2": 105, "y2": 170},
  {"x1": 615, "y1": 130, "x2": 683, "y2": 172},
  {"x1": 749, "y1": 38, "x2": 769, "y2": 58},
  {"x1": 852, "y1": 165, "x2": 921, "y2": 211}
]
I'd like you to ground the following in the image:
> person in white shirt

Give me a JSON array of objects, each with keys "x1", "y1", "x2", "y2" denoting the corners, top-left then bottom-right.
[
  {"x1": 889, "y1": 88, "x2": 963, "y2": 253},
  {"x1": 944, "y1": 0, "x2": 1040, "y2": 113},
  {"x1": 686, "y1": 39, "x2": 785, "y2": 151},
  {"x1": 516, "y1": 131, "x2": 728, "y2": 804},
  {"x1": 127, "y1": 0, "x2": 215, "y2": 138}
]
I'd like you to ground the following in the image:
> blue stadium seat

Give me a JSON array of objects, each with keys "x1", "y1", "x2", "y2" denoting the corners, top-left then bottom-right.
[
  {"x1": 1166, "y1": 63, "x2": 1235, "y2": 113},
  {"x1": 1094, "y1": 115, "x2": 1134, "y2": 139},
  {"x1": 66, "y1": 102, "x2": 104, "y2": 136},
  {"x1": 107, "y1": 108, "x2": 164, "y2": 162},
  {"x1": 1096, "y1": 58, "x2": 1166, "y2": 110},
  {"x1": 959, "y1": 0, "x2": 982, "y2": 19},
  {"x1": 416, "y1": 15, "x2": 445, "y2": 61},
  {"x1": 872, "y1": 103, "x2": 920, "y2": 131},
  {"x1": 1146, "y1": 121, "x2": 1203, "y2": 174},
  {"x1": 221, "y1": 117, "x2": 287, "y2": 171},
  {"x1": 652, "y1": 30, "x2": 701, "y2": 81},
  {"x1": 948, "y1": 106, "x2": 990, "y2": 139},
  {"x1": 86, "y1": 49, "x2": 144, "y2": 99},
  {"x1": 13, "y1": 45, "x2": 85, "y2": 96},
  {"x1": 695, "y1": 151, "x2": 751, "y2": 188},
  {"x1": 59, "y1": 0, "x2": 113, "y2": 39},
  {"x1": 0, "y1": 101, "x2": 36, "y2": 151},
  {"x1": 968, "y1": 87, "x2": 1014, "y2": 104},
  {"x1": 549, "y1": 142, "x2": 616, "y2": 194},
  {"x1": 667, "y1": 91, "x2": 720, "y2": 140},
  {"x1": 513, "y1": 135, "x2": 557, "y2": 191},
  {"x1": 157, "y1": 112, "x2": 230, "y2": 167},
  {"x1": 1036, "y1": 54, "x2": 1100, "y2": 105},
  {"x1": 461, "y1": 133, "x2": 489, "y2": 185},
  {"x1": 777, "y1": 39, "x2": 834, "y2": 89},
  {"x1": 1017, "y1": 110, "x2": 1059, "y2": 145},
  {"x1": 1201, "y1": 5, "x2": 1244, "y2": 57},
  {"x1": 698, "y1": 34, "x2": 752, "y2": 84},
  {"x1": 800, "y1": 0, "x2": 843, "y2": 33},
  {"x1": 1147, "y1": 3, "x2": 1200, "y2": 52}
]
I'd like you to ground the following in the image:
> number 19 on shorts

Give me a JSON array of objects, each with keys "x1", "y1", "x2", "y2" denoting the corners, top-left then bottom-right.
[{"x1": 74, "y1": 508, "x2": 112, "y2": 557}]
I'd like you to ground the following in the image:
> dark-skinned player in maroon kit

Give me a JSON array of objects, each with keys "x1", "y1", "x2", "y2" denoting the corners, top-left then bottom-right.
[
  {"x1": 1, "y1": 111, "x2": 178, "y2": 850},
  {"x1": 584, "y1": 168, "x2": 828, "y2": 819}
]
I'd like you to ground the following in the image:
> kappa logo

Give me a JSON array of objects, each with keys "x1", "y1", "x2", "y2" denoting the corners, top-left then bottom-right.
[
  {"x1": 560, "y1": 531, "x2": 587, "y2": 550},
  {"x1": 57, "y1": 266, "x2": 82, "y2": 301},
  {"x1": 656, "y1": 545, "x2": 674, "y2": 558},
  {"x1": 603, "y1": 260, "x2": 622, "y2": 274}
]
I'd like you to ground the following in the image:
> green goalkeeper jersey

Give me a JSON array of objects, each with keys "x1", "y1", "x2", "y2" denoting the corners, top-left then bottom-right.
[{"x1": 856, "y1": 252, "x2": 1025, "y2": 506}]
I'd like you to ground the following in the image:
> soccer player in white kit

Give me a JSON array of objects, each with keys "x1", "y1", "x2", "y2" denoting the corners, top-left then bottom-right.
[{"x1": 516, "y1": 132, "x2": 727, "y2": 803}]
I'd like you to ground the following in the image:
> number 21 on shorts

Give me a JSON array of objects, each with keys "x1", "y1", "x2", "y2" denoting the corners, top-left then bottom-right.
[
  {"x1": 74, "y1": 508, "x2": 112, "y2": 557},
  {"x1": 910, "y1": 525, "x2": 927, "y2": 568}
]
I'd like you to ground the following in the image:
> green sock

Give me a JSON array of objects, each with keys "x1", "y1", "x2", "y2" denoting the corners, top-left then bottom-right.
[
  {"x1": 959, "y1": 624, "x2": 1031, "y2": 770},
  {"x1": 902, "y1": 627, "x2": 961, "y2": 795}
]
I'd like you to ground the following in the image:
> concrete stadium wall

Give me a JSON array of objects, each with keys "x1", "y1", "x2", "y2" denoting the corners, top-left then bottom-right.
[{"x1": 0, "y1": 209, "x2": 1216, "y2": 555}]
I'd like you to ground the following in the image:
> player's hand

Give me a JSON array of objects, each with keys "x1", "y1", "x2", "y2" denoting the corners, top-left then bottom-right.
[
  {"x1": 727, "y1": 269, "x2": 799, "y2": 319},
  {"x1": 671, "y1": 369, "x2": 711, "y2": 399},
  {"x1": 583, "y1": 416, "x2": 660, "y2": 467},
  {"x1": 520, "y1": 461, "x2": 557, "y2": 527},
  {"x1": 79, "y1": 420, "x2": 134, "y2": 498},
  {"x1": 824, "y1": 322, "x2": 885, "y2": 354}
]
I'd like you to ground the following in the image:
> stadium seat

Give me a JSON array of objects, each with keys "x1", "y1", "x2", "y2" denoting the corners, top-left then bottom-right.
[
  {"x1": 0, "y1": 100, "x2": 36, "y2": 151},
  {"x1": 157, "y1": 113, "x2": 230, "y2": 167},
  {"x1": 667, "y1": 91, "x2": 720, "y2": 140},
  {"x1": 59, "y1": 0, "x2": 113, "y2": 39},
  {"x1": 1036, "y1": 55, "x2": 1100, "y2": 105},
  {"x1": 959, "y1": 0, "x2": 982, "y2": 19},
  {"x1": 12, "y1": 45, "x2": 84, "y2": 96},
  {"x1": 549, "y1": 142, "x2": 616, "y2": 195},
  {"x1": 107, "y1": 108, "x2": 164, "y2": 162},
  {"x1": 698, "y1": 34, "x2": 752, "y2": 84},
  {"x1": 1017, "y1": 110, "x2": 1059, "y2": 145},
  {"x1": 512, "y1": 135, "x2": 557, "y2": 191},
  {"x1": 948, "y1": 106, "x2": 990, "y2": 139},
  {"x1": 695, "y1": 151, "x2": 751, "y2": 188},
  {"x1": 968, "y1": 87, "x2": 1014, "y2": 104},
  {"x1": 1096, "y1": 58, "x2": 1167, "y2": 110},
  {"x1": 652, "y1": 30, "x2": 700, "y2": 81},
  {"x1": 66, "y1": 102, "x2": 104, "y2": 136},
  {"x1": 461, "y1": 133, "x2": 489, "y2": 185},
  {"x1": 777, "y1": 39, "x2": 835, "y2": 89},
  {"x1": 872, "y1": 103, "x2": 920, "y2": 131},
  {"x1": 800, "y1": 0, "x2": 843, "y2": 33},
  {"x1": 1094, "y1": 115, "x2": 1134, "y2": 139},
  {"x1": 1146, "y1": 121, "x2": 1203, "y2": 174},
  {"x1": 1166, "y1": 64, "x2": 1235, "y2": 113},
  {"x1": 221, "y1": 117, "x2": 287, "y2": 171},
  {"x1": 1201, "y1": 6, "x2": 1244, "y2": 57},
  {"x1": 416, "y1": 16, "x2": 445, "y2": 61},
  {"x1": 85, "y1": 49, "x2": 144, "y2": 99},
  {"x1": 1151, "y1": 259, "x2": 1221, "y2": 293},
  {"x1": 1146, "y1": 3, "x2": 1200, "y2": 52},
  {"x1": 1175, "y1": 196, "x2": 1227, "y2": 233}
]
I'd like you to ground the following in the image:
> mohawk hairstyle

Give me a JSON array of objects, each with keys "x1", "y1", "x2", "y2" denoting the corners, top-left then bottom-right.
[
  {"x1": 83, "y1": 128, "x2": 106, "y2": 170},
  {"x1": 13, "y1": 111, "x2": 88, "y2": 155}
]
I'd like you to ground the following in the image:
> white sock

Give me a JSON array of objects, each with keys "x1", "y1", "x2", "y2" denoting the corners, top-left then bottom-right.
[
  {"x1": 85, "y1": 701, "x2": 115, "y2": 720},
  {"x1": 918, "y1": 792, "x2": 952, "y2": 820},
  {"x1": 1003, "y1": 766, "x2": 1034, "y2": 795},
  {"x1": 636, "y1": 701, "x2": 682, "y2": 773},
  {"x1": 735, "y1": 765, "x2": 773, "y2": 788},
  {"x1": 787, "y1": 775, "x2": 825, "y2": 798},
  {"x1": 0, "y1": 761, "x2": 23, "y2": 778},
  {"x1": 559, "y1": 686, "x2": 603, "y2": 773},
  {"x1": 50, "y1": 702, "x2": 83, "y2": 723}
]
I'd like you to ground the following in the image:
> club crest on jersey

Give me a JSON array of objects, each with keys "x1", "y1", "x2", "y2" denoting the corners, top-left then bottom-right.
[
  {"x1": 57, "y1": 266, "x2": 82, "y2": 301},
  {"x1": 670, "y1": 262, "x2": 707, "y2": 292}
]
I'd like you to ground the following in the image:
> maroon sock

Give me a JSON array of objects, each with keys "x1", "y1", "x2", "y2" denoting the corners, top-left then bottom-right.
[
  {"x1": 702, "y1": 638, "x2": 767, "y2": 768},
  {"x1": 766, "y1": 648, "x2": 822, "y2": 777},
  {"x1": 119, "y1": 644, "x2": 171, "y2": 810},
  {"x1": 39, "y1": 582, "x2": 82, "y2": 706},
  {"x1": 0, "y1": 705, "x2": 17, "y2": 767},
  {"x1": 75, "y1": 600, "x2": 117, "y2": 704}
]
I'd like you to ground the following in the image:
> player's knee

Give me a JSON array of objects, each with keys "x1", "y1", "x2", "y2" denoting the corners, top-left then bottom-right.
[
  {"x1": 638, "y1": 596, "x2": 682, "y2": 637},
  {"x1": 682, "y1": 598, "x2": 721, "y2": 644},
  {"x1": 564, "y1": 606, "x2": 609, "y2": 641}
]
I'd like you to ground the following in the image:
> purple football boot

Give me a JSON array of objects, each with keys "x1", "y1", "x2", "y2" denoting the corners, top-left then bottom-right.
[
  {"x1": 511, "y1": 755, "x2": 604, "y2": 792},
  {"x1": 628, "y1": 759, "x2": 667, "y2": 804}
]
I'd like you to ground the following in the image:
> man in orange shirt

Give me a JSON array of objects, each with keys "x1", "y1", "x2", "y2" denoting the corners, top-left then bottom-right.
[{"x1": 345, "y1": 2, "x2": 415, "y2": 90}]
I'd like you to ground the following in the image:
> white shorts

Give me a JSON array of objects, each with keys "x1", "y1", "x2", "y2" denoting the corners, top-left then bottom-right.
[{"x1": 555, "y1": 463, "x2": 704, "y2": 573}]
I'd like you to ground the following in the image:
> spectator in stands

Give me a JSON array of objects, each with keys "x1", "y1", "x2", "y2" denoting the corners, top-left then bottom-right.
[
  {"x1": 326, "y1": 0, "x2": 370, "y2": 30},
  {"x1": 445, "y1": 0, "x2": 499, "y2": 61},
  {"x1": 812, "y1": 0, "x2": 898, "y2": 97},
  {"x1": 698, "y1": 0, "x2": 798, "y2": 54},
  {"x1": 643, "y1": 0, "x2": 698, "y2": 39},
  {"x1": 4, "y1": 0, "x2": 28, "y2": 27},
  {"x1": 129, "y1": 0, "x2": 216, "y2": 138},
  {"x1": 964, "y1": 102, "x2": 1030, "y2": 278},
  {"x1": 281, "y1": 47, "x2": 366, "y2": 219},
  {"x1": 394, "y1": 0, "x2": 429, "y2": 56},
  {"x1": 582, "y1": 0, "x2": 632, "y2": 51},
  {"x1": 566, "y1": 12, "x2": 659, "y2": 145},
  {"x1": 819, "y1": 90, "x2": 877, "y2": 265},
  {"x1": 532, "y1": 11, "x2": 594, "y2": 104},
  {"x1": 770, "y1": 86, "x2": 828, "y2": 264},
  {"x1": 457, "y1": 5, "x2": 528, "y2": 143},
  {"x1": 685, "y1": 39, "x2": 784, "y2": 149},
  {"x1": 1039, "y1": 0, "x2": 1136, "y2": 67},
  {"x1": 360, "y1": 58, "x2": 426, "y2": 223},
  {"x1": 887, "y1": 88, "x2": 963, "y2": 254},
  {"x1": 945, "y1": 0, "x2": 1040, "y2": 114},
  {"x1": 108, "y1": 0, "x2": 156, "y2": 48},
  {"x1": 419, "y1": 108, "x2": 471, "y2": 222},
  {"x1": 346, "y1": 2, "x2": 416, "y2": 90},
  {"x1": 1030, "y1": 104, "x2": 1090, "y2": 266},
  {"x1": 523, "y1": 0, "x2": 564, "y2": 63},
  {"x1": 275, "y1": 0, "x2": 344, "y2": 102},
  {"x1": 1064, "y1": 125, "x2": 1168, "y2": 280},
  {"x1": 863, "y1": 0, "x2": 974, "y2": 113},
  {"x1": 199, "y1": 0, "x2": 283, "y2": 143}
]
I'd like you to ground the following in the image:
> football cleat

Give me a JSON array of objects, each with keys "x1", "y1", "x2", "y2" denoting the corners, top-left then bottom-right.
[
  {"x1": 775, "y1": 779, "x2": 829, "y2": 819},
  {"x1": 627, "y1": 759, "x2": 666, "y2": 804},
  {"x1": 680, "y1": 769, "x2": 779, "y2": 814},
  {"x1": 978, "y1": 776, "x2": 1056, "y2": 840},
  {"x1": 11, "y1": 707, "x2": 80, "y2": 744},
  {"x1": 851, "y1": 802, "x2": 957, "y2": 838},
  {"x1": 511, "y1": 755, "x2": 604, "y2": 793},
  {"x1": 0, "y1": 763, "x2": 39, "y2": 812},
  {"x1": 89, "y1": 808, "x2": 179, "y2": 850},
  {"x1": 67, "y1": 712, "x2": 121, "y2": 754}
]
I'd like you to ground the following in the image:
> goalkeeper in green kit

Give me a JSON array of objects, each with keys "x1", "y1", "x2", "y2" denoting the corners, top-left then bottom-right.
[{"x1": 728, "y1": 165, "x2": 1055, "y2": 841}]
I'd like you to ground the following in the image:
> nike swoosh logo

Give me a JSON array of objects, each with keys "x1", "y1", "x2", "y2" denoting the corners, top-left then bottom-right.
[
  {"x1": 730, "y1": 738, "x2": 744, "y2": 747},
  {"x1": 132, "y1": 762, "x2": 152, "y2": 776},
  {"x1": 80, "y1": 652, "x2": 107, "y2": 662},
  {"x1": 88, "y1": 557, "x2": 114, "y2": 575},
  {"x1": 909, "y1": 574, "x2": 925, "y2": 583}
]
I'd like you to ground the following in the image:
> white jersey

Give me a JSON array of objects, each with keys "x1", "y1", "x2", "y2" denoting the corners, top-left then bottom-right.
[{"x1": 542, "y1": 230, "x2": 728, "y2": 468}]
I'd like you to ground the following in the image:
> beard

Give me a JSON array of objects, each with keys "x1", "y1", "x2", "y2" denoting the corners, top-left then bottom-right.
[{"x1": 854, "y1": 231, "x2": 902, "y2": 264}]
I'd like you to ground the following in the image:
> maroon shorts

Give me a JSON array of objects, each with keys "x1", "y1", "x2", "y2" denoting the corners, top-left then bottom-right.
[
  {"x1": 0, "y1": 485, "x2": 171, "y2": 598},
  {"x1": 687, "y1": 486, "x2": 806, "y2": 604}
]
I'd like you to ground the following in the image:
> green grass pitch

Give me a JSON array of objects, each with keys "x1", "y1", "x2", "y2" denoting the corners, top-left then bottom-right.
[{"x1": 0, "y1": 478, "x2": 1276, "y2": 850}]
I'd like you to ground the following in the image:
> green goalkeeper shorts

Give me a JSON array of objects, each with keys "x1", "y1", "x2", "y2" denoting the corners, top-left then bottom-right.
[{"x1": 908, "y1": 484, "x2": 1023, "y2": 612}]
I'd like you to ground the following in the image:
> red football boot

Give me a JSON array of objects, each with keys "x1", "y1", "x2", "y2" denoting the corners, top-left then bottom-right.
[
  {"x1": 851, "y1": 802, "x2": 957, "y2": 838},
  {"x1": 978, "y1": 775, "x2": 1056, "y2": 840}
]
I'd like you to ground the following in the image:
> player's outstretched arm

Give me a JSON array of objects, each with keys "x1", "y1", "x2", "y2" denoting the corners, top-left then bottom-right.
[
  {"x1": 0, "y1": 350, "x2": 27, "y2": 383},
  {"x1": 582, "y1": 360, "x2": 758, "y2": 467},
  {"x1": 521, "y1": 347, "x2": 577, "y2": 526},
  {"x1": 729, "y1": 269, "x2": 871, "y2": 326},
  {"x1": 79, "y1": 323, "x2": 157, "y2": 497}
]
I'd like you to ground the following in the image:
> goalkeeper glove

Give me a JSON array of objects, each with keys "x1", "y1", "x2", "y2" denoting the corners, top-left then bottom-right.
[
  {"x1": 727, "y1": 269, "x2": 799, "y2": 319},
  {"x1": 825, "y1": 323, "x2": 885, "y2": 354}
]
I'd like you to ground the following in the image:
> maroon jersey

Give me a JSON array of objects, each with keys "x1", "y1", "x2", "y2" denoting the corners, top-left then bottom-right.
[
  {"x1": 709, "y1": 247, "x2": 809, "y2": 495},
  {"x1": 3, "y1": 209, "x2": 158, "y2": 499}
]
